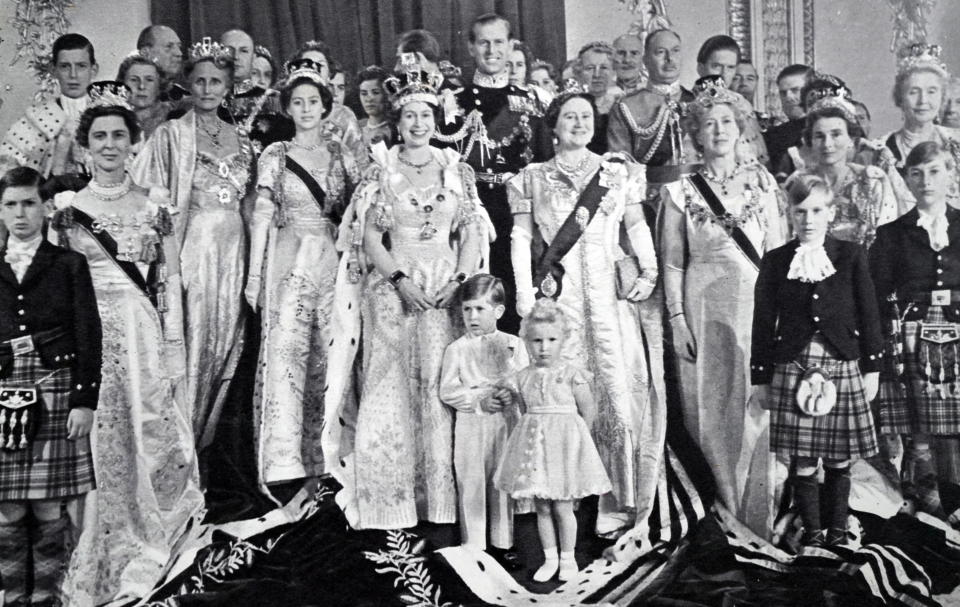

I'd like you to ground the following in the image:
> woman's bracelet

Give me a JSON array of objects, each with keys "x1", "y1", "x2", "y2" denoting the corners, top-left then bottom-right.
[
  {"x1": 388, "y1": 269, "x2": 408, "y2": 287},
  {"x1": 669, "y1": 312, "x2": 685, "y2": 319}
]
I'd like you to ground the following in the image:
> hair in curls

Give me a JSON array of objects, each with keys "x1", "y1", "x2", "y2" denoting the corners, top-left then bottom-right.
[
  {"x1": 0, "y1": 167, "x2": 44, "y2": 203},
  {"x1": 544, "y1": 92, "x2": 597, "y2": 130},
  {"x1": 279, "y1": 76, "x2": 333, "y2": 119},
  {"x1": 904, "y1": 140, "x2": 956, "y2": 172},
  {"x1": 520, "y1": 298, "x2": 571, "y2": 341},
  {"x1": 683, "y1": 98, "x2": 750, "y2": 154},
  {"x1": 802, "y1": 105, "x2": 862, "y2": 146},
  {"x1": 116, "y1": 54, "x2": 160, "y2": 82},
  {"x1": 785, "y1": 172, "x2": 835, "y2": 207},
  {"x1": 892, "y1": 64, "x2": 947, "y2": 110},
  {"x1": 458, "y1": 273, "x2": 506, "y2": 306},
  {"x1": 76, "y1": 105, "x2": 141, "y2": 148}
]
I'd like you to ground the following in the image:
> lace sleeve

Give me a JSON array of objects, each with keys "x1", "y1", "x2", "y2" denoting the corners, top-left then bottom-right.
[{"x1": 256, "y1": 142, "x2": 284, "y2": 193}]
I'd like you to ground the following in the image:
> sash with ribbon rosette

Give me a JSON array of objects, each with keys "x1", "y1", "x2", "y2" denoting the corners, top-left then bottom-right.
[{"x1": 532, "y1": 156, "x2": 626, "y2": 298}]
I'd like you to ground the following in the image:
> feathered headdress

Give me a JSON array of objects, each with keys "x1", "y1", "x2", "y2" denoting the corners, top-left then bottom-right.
[{"x1": 86, "y1": 81, "x2": 133, "y2": 110}]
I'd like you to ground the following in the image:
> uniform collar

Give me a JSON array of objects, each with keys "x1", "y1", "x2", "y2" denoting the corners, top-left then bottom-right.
[{"x1": 473, "y1": 71, "x2": 509, "y2": 88}]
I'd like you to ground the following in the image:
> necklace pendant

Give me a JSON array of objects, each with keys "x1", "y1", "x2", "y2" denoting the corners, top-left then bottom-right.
[
  {"x1": 419, "y1": 221, "x2": 438, "y2": 240},
  {"x1": 218, "y1": 161, "x2": 231, "y2": 179}
]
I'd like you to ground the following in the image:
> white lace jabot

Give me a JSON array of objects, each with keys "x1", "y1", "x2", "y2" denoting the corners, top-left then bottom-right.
[
  {"x1": 4, "y1": 234, "x2": 42, "y2": 282},
  {"x1": 917, "y1": 209, "x2": 949, "y2": 251},
  {"x1": 787, "y1": 240, "x2": 836, "y2": 284}
]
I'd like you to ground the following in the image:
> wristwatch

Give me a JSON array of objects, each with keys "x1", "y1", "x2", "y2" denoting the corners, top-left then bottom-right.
[{"x1": 388, "y1": 270, "x2": 408, "y2": 287}]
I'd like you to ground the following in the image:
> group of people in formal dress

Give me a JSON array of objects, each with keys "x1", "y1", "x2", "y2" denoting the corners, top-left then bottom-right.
[{"x1": 0, "y1": 8, "x2": 959, "y2": 605}]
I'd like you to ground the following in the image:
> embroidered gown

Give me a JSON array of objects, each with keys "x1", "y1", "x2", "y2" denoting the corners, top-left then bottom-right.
[
  {"x1": 322, "y1": 145, "x2": 489, "y2": 530},
  {"x1": 132, "y1": 111, "x2": 250, "y2": 448},
  {"x1": 662, "y1": 165, "x2": 786, "y2": 538},
  {"x1": 54, "y1": 186, "x2": 204, "y2": 606},
  {"x1": 507, "y1": 155, "x2": 666, "y2": 529},
  {"x1": 248, "y1": 141, "x2": 359, "y2": 494}
]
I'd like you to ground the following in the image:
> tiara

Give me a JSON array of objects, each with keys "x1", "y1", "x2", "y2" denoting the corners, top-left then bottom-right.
[
  {"x1": 86, "y1": 81, "x2": 133, "y2": 110},
  {"x1": 282, "y1": 58, "x2": 326, "y2": 87},
  {"x1": 897, "y1": 43, "x2": 949, "y2": 77},
  {"x1": 808, "y1": 94, "x2": 858, "y2": 124},
  {"x1": 188, "y1": 37, "x2": 234, "y2": 63},
  {"x1": 689, "y1": 79, "x2": 741, "y2": 112},
  {"x1": 438, "y1": 60, "x2": 462, "y2": 79},
  {"x1": 383, "y1": 70, "x2": 443, "y2": 110},
  {"x1": 254, "y1": 45, "x2": 272, "y2": 60}
]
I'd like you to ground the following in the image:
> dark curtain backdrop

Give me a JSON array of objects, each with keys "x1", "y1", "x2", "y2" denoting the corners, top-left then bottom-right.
[{"x1": 151, "y1": 0, "x2": 567, "y2": 81}]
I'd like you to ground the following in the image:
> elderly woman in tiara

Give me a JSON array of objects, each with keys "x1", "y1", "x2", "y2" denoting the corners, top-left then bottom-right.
[
  {"x1": 245, "y1": 58, "x2": 360, "y2": 501},
  {"x1": 662, "y1": 80, "x2": 786, "y2": 538},
  {"x1": 788, "y1": 83, "x2": 906, "y2": 248},
  {"x1": 868, "y1": 44, "x2": 960, "y2": 204},
  {"x1": 56, "y1": 81, "x2": 203, "y2": 606},
  {"x1": 322, "y1": 69, "x2": 492, "y2": 530},
  {"x1": 132, "y1": 38, "x2": 252, "y2": 452},
  {"x1": 507, "y1": 79, "x2": 665, "y2": 536}
]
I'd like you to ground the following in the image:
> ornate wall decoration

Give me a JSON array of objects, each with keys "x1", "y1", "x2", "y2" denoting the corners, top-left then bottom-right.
[
  {"x1": 725, "y1": 0, "x2": 814, "y2": 116},
  {"x1": 887, "y1": 0, "x2": 936, "y2": 52},
  {"x1": 7, "y1": 0, "x2": 80, "y2": 103},
  {"x1": 616, "y1": 0, "x2": 668, "y2": 17}
]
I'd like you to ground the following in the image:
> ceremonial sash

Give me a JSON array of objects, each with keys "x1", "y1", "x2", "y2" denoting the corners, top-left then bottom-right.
[
  {"x1": 285, "y1": 155, "x2": 328, "y2": 214},
  {"x1": 689, "y1": 173, "x2": 762, "y2": 271},
  {"x1": 532, "y1": 164, "x2": 615, "y2": 298}
]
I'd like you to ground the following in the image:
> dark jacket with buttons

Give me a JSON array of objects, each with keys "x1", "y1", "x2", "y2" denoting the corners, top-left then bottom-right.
[
  {"x1": 869, "y1": 206, "x2": 960, "y2": 323},
  {"x1": 0, "y1": 240, "x2": 102, "y2": 409},
  {"x1": 751, "y1": 237, "x2": 884, "y2": 384}
]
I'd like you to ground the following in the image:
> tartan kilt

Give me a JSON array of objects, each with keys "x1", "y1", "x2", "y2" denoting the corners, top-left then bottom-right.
[
  {"x1": 877, "y1": 306, "x2": 960, "y2": 435},
  {"x1": 0, "y1": 352, "x2": 95, "y2": 501},
  {"x1": 769, "y1": 335, "x2": 878, "y2": 460}
]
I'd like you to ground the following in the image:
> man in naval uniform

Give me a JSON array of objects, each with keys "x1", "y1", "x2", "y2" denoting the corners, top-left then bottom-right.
[{"x1": 434, "y1": 12, "x2": 550, "y2": 335}]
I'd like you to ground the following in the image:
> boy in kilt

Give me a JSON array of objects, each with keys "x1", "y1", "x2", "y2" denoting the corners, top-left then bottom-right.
[
  {"x1": 0, "y1": 167, "x2": 101, "y2": 606},
  {"x1": 870, "y1": 141, "x2": 960, "y2": 527},
  {"x1": 752, "y1": 173, "x2": 883, "y2": 547}
]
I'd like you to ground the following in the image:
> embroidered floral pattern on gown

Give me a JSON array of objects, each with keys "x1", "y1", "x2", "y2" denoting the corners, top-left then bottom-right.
[
  {"x1": 250, "y1": 142, "x2": 359, "y2": 493},
  {"x1": 349, "y1": 151, "x2": 483, "y2": 529},
  {"x1": 665, "y1": 166, "x2": 786, "y2": 538},
  {"x1": 183, "y1": 150, "x2": 248, "y2": 447},
  {"x1": 55, "y1": 189, "x2": 203, "y2": 607}
]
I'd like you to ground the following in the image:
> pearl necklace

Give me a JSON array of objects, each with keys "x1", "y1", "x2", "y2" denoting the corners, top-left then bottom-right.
[
  {"x1": 290, "y1": 139, "x2": 323, "y2": 151},
  {"x1": 555, "y1": 153, "x2": 591, "y2": 178},
  {"x1": 88, "y1": 175, "x2": 132, "y2": 201}
]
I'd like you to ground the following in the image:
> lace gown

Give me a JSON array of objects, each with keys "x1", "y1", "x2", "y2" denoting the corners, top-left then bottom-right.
[
  {"x1": 663, "y1": 167, "x2": 786, "y2": 538},
  {"x1": 507, "y1": 157, "x2": 666, "y2": 528},
  {"x1": 250, "y1": 142, "x2": 358, "y2": 493},
  {"x1": 182, "y1": 151, "x2": 248, "y2": 447},
  {"x1": 55, "y1": 188, "x2": 203, "y2": 606}
]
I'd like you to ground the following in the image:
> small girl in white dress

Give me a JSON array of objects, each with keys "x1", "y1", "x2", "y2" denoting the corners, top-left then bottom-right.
[{"x1": 494, "y1": 299, "x2": 611, "y2": 583}]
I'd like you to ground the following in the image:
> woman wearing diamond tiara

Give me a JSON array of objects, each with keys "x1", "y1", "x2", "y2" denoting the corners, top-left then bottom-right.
[
  {"x1": 880, "y1": 44, "x2": 960, "y2": 199},
  {"x1": 245, "y1": 59, "x2": 360, "y2": 501},
  {"x1": 55, "y1": 81, "x2": 203, "y2": 606},
  {"x1": 787, "y1": 90, "x2": 904, "y2": 248},
  {"x1": 507, "y1": 81, "x2": 665, "y2": 537},
  {"x1": 322, "y1": 70, "x2": 491, "y2": 529},
  {"x1": 133, "y1": 38, "x2": 252, "y2": 452},
  {"x1": 661, "y1": 81, "x2": 786, "y2": 538}
]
